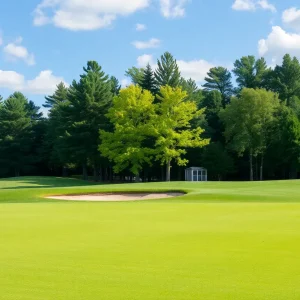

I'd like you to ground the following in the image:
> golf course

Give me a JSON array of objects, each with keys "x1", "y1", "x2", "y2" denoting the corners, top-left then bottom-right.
[{"x1": 2, "y1": 177, "x2": 300, "y2": 300}]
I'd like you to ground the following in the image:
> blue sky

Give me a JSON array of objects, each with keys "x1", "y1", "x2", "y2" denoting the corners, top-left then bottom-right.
[{"x1": 1, "y1": 0, "x2": 300, "y2": 108}]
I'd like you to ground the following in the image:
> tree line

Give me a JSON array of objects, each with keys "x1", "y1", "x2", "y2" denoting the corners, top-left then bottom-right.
[{"x1": 1, "y1": 52, "x2": 300, "y2": 181}]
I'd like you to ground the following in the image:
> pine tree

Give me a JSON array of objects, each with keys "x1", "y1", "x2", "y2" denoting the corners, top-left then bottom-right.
[
  {"x1": 269, "y1": 54, "x2": 300, "y2": 105},
  {"x1": 110, "y1": 76, "x2": 121, "y2": 96},
  {"x1": 203, "y1": 67, "x2": 233, "y2": 107},
  {"x1": 233, "y1": 56, "x2": 270, "y2": 90},
  {"x1": 60, "y1": 61, "x2": 113, "y2": 180},
  {"x1": 155, "y1": 52, "x2": 181, "y2": 88},
  {"x1": 140, "y1": 63, "x2": 157, "y2": 94},
  {"x1": 180, "y1": 78, "x2": 203, "y2": 105},
  {"x1": 0, "y1": 93, "x2": 32, "y2": 176},
  {"x1": 44, "y1": 82, "x2": 68, "y2": 108},
  {"x1": 125, "y1": 67, "x2": 144, "y2": 85},
  {"x1": 26, "y1": 100, "x2": 43, "y2": 121}
]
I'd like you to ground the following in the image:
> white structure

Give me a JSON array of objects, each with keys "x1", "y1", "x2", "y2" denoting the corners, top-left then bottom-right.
[{"x1": 185, "y1": 167, "x2": 208, "y2": 182}]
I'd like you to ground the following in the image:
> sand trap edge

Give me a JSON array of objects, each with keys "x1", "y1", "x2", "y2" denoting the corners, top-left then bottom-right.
[{"x1": 45, "y1": 192, "x2": 185, "y2": 202}]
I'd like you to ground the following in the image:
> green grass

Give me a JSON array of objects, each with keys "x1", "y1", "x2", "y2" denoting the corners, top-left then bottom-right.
[{"x1": 2, "y1": 177, "x2": 300, "y2": 299}]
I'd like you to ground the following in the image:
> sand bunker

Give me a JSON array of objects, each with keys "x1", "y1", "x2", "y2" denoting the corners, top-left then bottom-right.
[{"x1": 46, "y1": 192, "x2": 184, "y2": 202}]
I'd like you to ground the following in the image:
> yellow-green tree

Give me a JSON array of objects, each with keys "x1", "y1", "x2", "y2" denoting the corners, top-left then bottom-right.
[
  {"x1": 154, "y1": 86, "x2": 209, "y2": 181},
  {"x1": 99, "y1": 85, "x2": 156, "y2": 181}
]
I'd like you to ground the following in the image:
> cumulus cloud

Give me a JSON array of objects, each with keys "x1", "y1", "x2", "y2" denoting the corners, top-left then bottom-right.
[
  {"x1": 3, "y1": 38, "x2": 35, "y2": 66},
  {"x1": 0, "y1": 70, "x2": 25, "y2": 91},
  {"x1": 232, "y1": 0, "x2": 256, "y2": 11},
  {"x1": 25, "y1": 70, "x2": 67, "y2": 94},
  {"x1": 232, "y1": 0, "x2": 276, "y2": 12},
  {"x1": 160, "y1": 0, "x2": 190, "y2": 18},
  {"x1": 121, "y1": 78, "x2": 131, "y2": 88},
  {"x1": 0, "y1": 69, "x2": 67, "y2": 95},
  {"x1": 132, "y1": 38, "x2": 161, "y2": 49},
  {"x1": 258, "y1": 26, "x2": 300, "y2": 61},
  {"x1": 257, "y1": 0, "x2": 276, "y2": 12},
  {"x1": 33, "y1": 0, "x2": 150, "y2": 31},
  {"x1": 137, "y1": 54, "x2": 155, "y2": 68},
  {"x1": 282, "y1": 7, "x2": 300, "y2": 32},
  {"x1": 177, "y1": 59, "x2": 215, "y2": 84},
  {"x1": 136, "y1": 23, "x2": 147, "y2": 31}
]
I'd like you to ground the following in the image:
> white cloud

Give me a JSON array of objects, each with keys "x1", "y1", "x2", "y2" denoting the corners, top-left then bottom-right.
[
  {"x1": 232, "y1": 0, "x2": 256, "y2": 11},
  {"x1": 132, "y1": 38, "x2": 161, "y2": 49},
  {"x1": 0, "y1": 70, "x2": 25, "y2": 90},
  {"x1": 0, "y1": 69, "x2": 67, "y2": 95},
  {"x1": 0, "y1": 32, "x2": 3, "y2": 46},
  {"x1": 232, "y1": 0, "x2": 276, "y2": 12},
  {"x1": 160, "y1": 0, "x2": 189, "y2": 18},
  {"x1": 137, "y1": 54, "x2": 155, "y2": 67},
  {"x1": 3, "y1": 38, "x2": 35, "y2": 66},
  {"x1": 121, "y1": 78, "x2": 131, "y2": 88},
  {"x1": 177, "y1": 59, "x2": 215, "y2": 84},
  {"x1": 257, "y1": 0, "x2": 276, "y2": 12},
  {"x1": 25, "y1": 70, "x2": 67, "y2": 94},
  {"x1": 136, "y1": 23, "x2": 147, "y2": 31},
  {"x1": 282, "y1": 8, "x2": 300, "y2": 32},
  {"x1": 258, "y1": 26, "x2": 300, "y2": 58},
  {"x1": 33, "y1": 0, "x2": 150, "y2": 31}
]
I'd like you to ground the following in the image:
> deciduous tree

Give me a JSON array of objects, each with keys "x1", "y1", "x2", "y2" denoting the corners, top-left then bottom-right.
[
  {"x1": 220, "y1": 88, "x2": 279, "y2": 180},
  {"x1": 100, "y1": 85, "x2": 156, "y2": 181},
  {"x1": 154, "y1": 85, "x2": 209, "y2": 181}
]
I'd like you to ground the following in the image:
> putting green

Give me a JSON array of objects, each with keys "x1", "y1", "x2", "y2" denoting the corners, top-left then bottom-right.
[{"x1": 1, "y1": 177, "x2": 300, "y2": 299}]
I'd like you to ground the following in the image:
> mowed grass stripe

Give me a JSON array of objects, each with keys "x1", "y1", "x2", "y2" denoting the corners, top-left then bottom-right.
[{"x1": 1, "y1": 177, "x2": 300, "y2": 299}]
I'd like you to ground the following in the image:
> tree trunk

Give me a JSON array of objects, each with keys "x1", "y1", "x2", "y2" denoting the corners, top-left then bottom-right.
[
  {"x1": 289, "y1": 165, "x2": 297, "y2": 179},
  {"x1": 249, "y1": 152, "x2": 253, "y2": 181},
  {"x1": 166, "y1": 160, "x2": 171, "y2": 182},
  {"x1": 82, "y1": 163, "x2": 88, "y2": 181},
  {"x1": 260, "y1": 155, "x2": 264, "y2": 181},
  {"x1": 62, "y1": 166, "x2": 68, "y2": 177},
  {"x1": 255, "y1": 157, "x2": 258, "y2": 181},
  {"x1": 104, "y1": 167, "x2": 108, "y2": 182},
  {"x1": 93, "y1": 164, "x2": 99, "y2": 182},
  {"x1": 99, "y1": 165, "x2": 102, "y2": 182},
  {"x1": 177, "y1": 167, "x2": 181, "y2": 181},
  {"x1": 161, "y1": 167, "x2": 164, "y2": 182},
  {"x1": 109, "y1": 166, "x2": 113, "y2": 182},
  {"x1": 15, "y1": 167, "x2": 20, "y2": 177},
  {"x1": 135, "y1": 173, "x2": 140, "y2": 183}
]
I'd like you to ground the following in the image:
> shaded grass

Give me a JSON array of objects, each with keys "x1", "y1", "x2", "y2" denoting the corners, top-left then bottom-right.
[{"x1": 1, "y1": 177, "x2": 300, "y2": 299}]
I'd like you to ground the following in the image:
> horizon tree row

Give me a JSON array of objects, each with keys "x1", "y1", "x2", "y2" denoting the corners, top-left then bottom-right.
[{"x1": 1, "y1": 52, "x2": 300, "y2": 181}]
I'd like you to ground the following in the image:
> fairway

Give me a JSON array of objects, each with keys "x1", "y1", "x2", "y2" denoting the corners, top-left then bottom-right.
[{"x1": 1, "y1": 177, "x2": 300, "y2": 299}]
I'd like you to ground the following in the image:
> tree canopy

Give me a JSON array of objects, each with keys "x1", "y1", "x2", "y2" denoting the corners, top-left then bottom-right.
[{"x1": 2, "y1": 52, "x2": 300, "y2": 181}]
